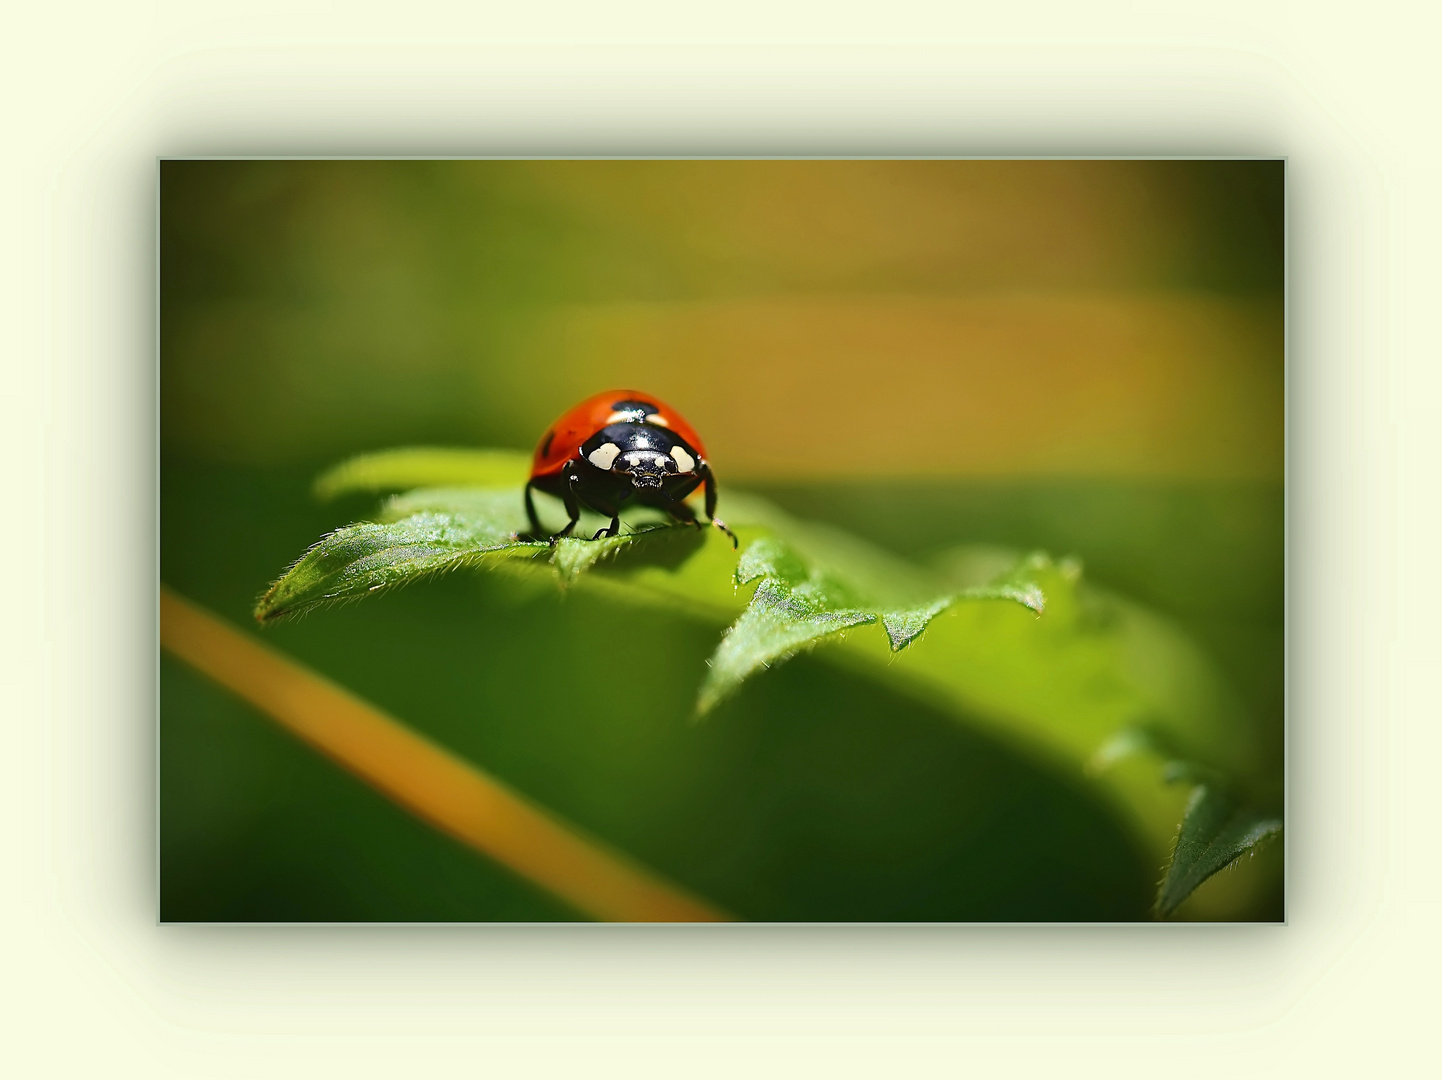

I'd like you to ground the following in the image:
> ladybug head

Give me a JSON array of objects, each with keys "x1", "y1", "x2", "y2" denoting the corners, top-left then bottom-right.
[
  {"x1": 581, "y1": 422, "x2": 699, "y2": 491},
  {"x1": 618, "y1": 450, "x2": 671, "y2": 489}
]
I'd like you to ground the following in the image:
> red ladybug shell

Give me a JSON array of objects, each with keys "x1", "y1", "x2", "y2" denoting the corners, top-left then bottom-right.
[{"x1": 530, "y1": 389, "x2": 709, "y2": 479}]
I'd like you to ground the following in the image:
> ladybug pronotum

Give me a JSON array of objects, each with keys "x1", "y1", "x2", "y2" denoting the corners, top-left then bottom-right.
[{"x1": 525, "y1": 389, "x2": 737, "y2": 548}]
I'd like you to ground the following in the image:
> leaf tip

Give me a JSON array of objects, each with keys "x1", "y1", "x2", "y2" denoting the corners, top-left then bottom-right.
[
  {"x1": 1154, "y1": 784, "x2": 1284, "y2": 917},
  {"x1": 880, "y1": 598, "x2": 953, "y2": 652},
  {"x1": 693, "y1": 680, "x2": 726, "y2": 719}
]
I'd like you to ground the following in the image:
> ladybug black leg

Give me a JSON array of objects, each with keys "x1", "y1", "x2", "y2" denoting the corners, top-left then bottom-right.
[
  {"x1": 591, "y1": 516, "x2": 620, "y2": 541},
  {"x1": 547, "y1": 472, "x2": 583, "y2": 545},
  {"x1": 663, "y1": 498, "x2": 701, "y2": 529},
  {"x1": 701, "y1": 466, "x2": 738, "y2": 549},
  {"x1": 524, "y1": 480, "x2": 545, "y2": 540}
]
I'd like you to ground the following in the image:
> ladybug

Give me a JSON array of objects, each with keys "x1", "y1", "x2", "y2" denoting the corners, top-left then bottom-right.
[{"x1": 525, "y1": 389, "x2": 737, "y2": 548}]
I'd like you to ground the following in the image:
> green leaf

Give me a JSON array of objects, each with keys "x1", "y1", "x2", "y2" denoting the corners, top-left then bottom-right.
[
  {"x1": 1155, "y1": 784, "x2": 1282, "y2": 917},
  {"x1": 314, "y1": 448, "x2": 531, "y2": 501},
  {"x1": 256, "y1": 480, "x2": 719, "y2": 622},
  {"x1": 380, "y1": 486, "x2": 532, "y2": 529},
  {"x1": 697, "y1": 535, "x2": 1044, "y2": 714},
  {"x1": 256, "y1": 448, "x2": 1277, "y2": 912},
  {"x1": 255, "y1": 512, "x2": 547, "y2": 623},
  {"x1": 699, "y1": 537, "x2": 878, "y2": 714}
]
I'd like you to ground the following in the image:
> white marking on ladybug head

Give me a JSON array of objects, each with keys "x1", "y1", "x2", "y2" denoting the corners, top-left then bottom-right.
[
  {"x1": 647, "y1": 414, "x2": 670, "y2": 427},
  {"x1": 621, "y1": 450, "x2": 669, "y2": 470},
  {"x1": 587, "y1": 442, "x2": 622, "y2": 470},
  {"x1": 620, "y1": 450, "x2": 669, "y2": 488},
  {"x1": 670, "y1": 445, "x2": 696, "y2": 474}
]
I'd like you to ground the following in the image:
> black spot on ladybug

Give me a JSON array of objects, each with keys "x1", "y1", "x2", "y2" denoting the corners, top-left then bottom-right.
[
  {"x1": 540, "y1": 430, "x2": 555, "y2": 458},
  {"x1": 608, "y1": 399, "x2": 660, "y2": 418}
]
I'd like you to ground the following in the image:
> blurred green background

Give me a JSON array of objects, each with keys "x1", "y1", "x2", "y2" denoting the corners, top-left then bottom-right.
[{"x1": 160, "y1": 160, "x2": 1283, "y2": 921}]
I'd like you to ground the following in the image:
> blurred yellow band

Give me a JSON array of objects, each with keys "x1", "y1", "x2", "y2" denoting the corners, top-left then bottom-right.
[{"x1": 159, "y1": 585, "x2": 731, "y2": 923}]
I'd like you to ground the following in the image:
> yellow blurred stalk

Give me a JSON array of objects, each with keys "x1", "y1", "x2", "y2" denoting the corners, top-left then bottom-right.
[{"x1": 159, "y1": 585, "x2": 730, "y2": 923}]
